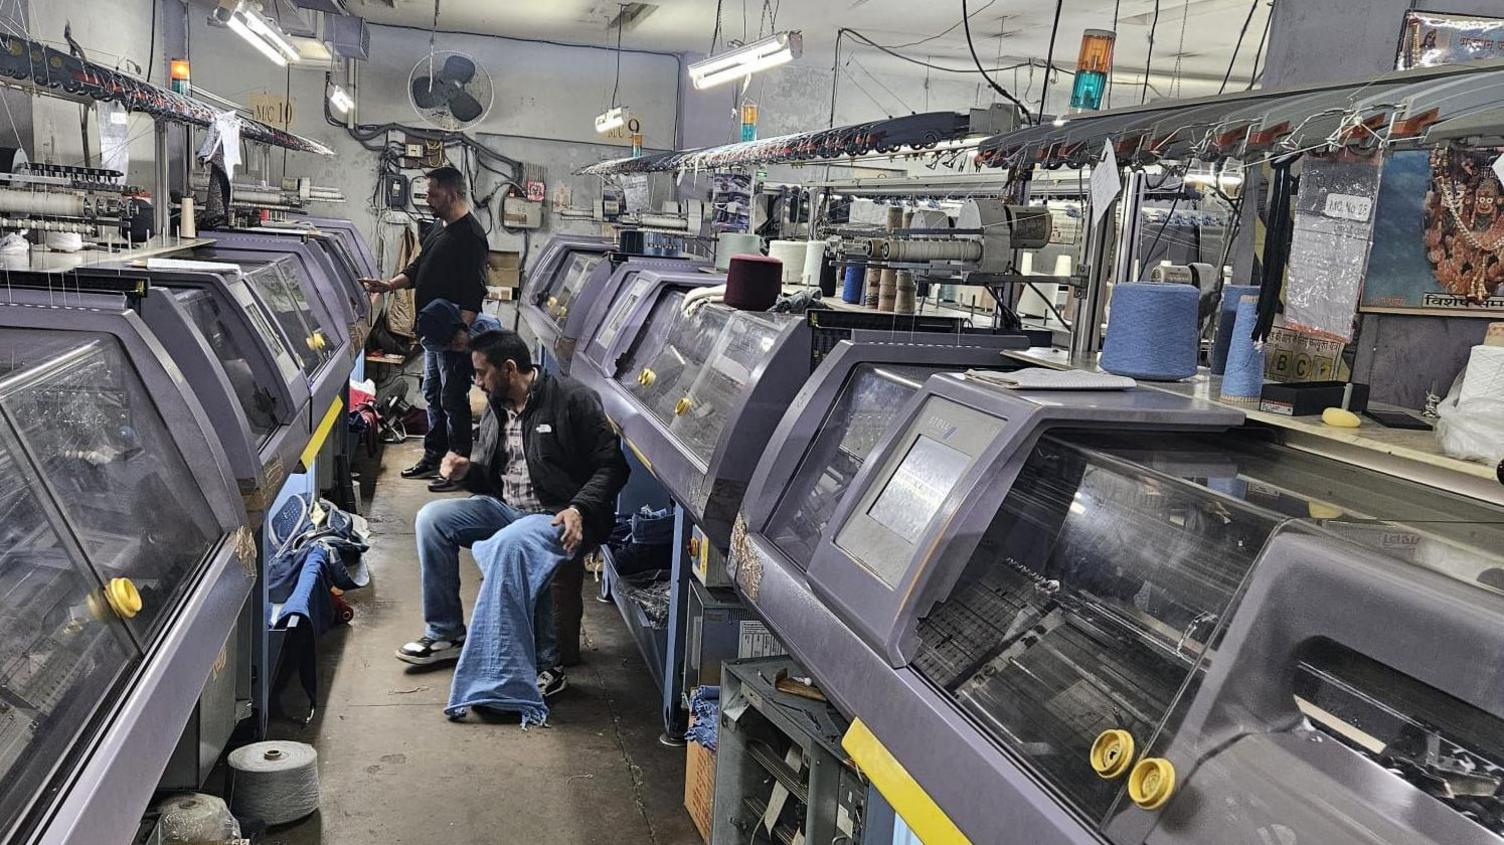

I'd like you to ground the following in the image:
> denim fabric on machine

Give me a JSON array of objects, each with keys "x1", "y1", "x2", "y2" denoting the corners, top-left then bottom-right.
[
  {"x1": 421, "y1": 345, "x2": 474, "y2": 459},
  {"x1": 446, "y1": 513, "x2": 571, "y2": 727}
]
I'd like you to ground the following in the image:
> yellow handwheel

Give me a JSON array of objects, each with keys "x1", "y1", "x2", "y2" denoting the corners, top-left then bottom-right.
[
  {"x1": 104, "y1": 577, "x2": 143, "y2": 619},
  {"x1": 558, "y1": 306, "x2": 568, "y2": 319},
  {"x1": 675, "y1": 397, "x2": 692, "y2": 415},
  {"x1": 1089, "y1": 730, "x2": 1135, "y2": 780},
  {"x1": 548, "y1": 296, "x2": 558, "y2": 307},
  {"x1": 1128, "y1": 758, "x2": 1176, "y2": 810},
  {"x1": 638, "y1": 368, "x2": 656, "y2": 387}
]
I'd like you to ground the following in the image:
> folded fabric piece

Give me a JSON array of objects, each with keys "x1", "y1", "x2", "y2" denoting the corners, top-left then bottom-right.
[
  {"x1": 686, "y1": 685, "x2": 721, "y2": 751},
  {"x1": 966, "y1": 367, "x2": 1138, "y2": 391},
  {"x1": 446, "y1": 515, "x2": 571, "y2": 727}
]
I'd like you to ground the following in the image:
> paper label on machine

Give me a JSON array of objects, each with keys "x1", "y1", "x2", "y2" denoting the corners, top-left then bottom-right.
[
  {"x1": 1324, "y1": 193, "x2": 1373, "y2": 222},
  {"x1": 738, "y1": 621, "x2": 785, "y2": 659}
]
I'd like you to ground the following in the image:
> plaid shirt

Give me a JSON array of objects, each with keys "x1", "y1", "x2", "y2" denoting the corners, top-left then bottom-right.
[{"x1": 500, "y1": 409, "x2": 547, "y2": 514}]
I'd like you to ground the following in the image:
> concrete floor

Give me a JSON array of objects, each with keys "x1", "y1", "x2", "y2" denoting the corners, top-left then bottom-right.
[{"x1": 262, "y1": 439, "x2": 700, "y2": 845}]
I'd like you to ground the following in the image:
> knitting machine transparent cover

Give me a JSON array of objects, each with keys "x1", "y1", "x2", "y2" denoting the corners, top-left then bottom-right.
[
  {"x1": 0, "y1": 330, "x2": 224, "y2": 645},
  {"x1": 911, "y1": 431, "x2": 1504, "y2": 842},
  {"x1": 662, "y1": 306, "x2": 792, "y2": 465},
  {"x1": 238, "y1": 260, "x2": 332, "y2": 377},
  {"x1": 0, "y1": 336, "x2": 145, "y2": 837},
  {"x1": 594, "y1": 273, "x2": 655, "y2": 353},
  {"x1": 175, "y1": 289, "x2": 283, "y2": 438},
  {"x1": 548, "y1": 253, "x2": 606, "y2": 329},
  {"x1": 767, "y1": 364, "x2": 940, "y2": 569}
]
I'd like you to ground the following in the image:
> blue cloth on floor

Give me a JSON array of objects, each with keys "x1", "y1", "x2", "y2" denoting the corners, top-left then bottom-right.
[
  {"x1": 273, "y1": 540, "x2": 365, "y2": 637},
  {"x1": 687, "y1": 686, "x2": 720, "y2": 751},
  {"x1": 445, "y1": 514, "x2": 570, "y2": 727}
]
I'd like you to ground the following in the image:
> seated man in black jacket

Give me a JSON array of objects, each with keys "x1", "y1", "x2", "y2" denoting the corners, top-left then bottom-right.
[{"x1": 397, "y1": 329, "x2": 628, "y2": 702}]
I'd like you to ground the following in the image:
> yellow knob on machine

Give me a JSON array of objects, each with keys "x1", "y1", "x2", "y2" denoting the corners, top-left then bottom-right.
[
  {"x1": 1089, "y1": 729, "x2": 1135, "y2": 780},
  {"x1": 675, "y1": 397, "x2": 692, "y2": 415},
  {"x1": 548, "y1": 296, "x2": 558, "y2": 307},
  {"x1": 305, "y1": 335, "x2": 318, "y2": 350},
  {"x1": 103, "y1": 577, "x2": 143, "y2": 619},
  {"x1": 638, "y1": 368, "x2": 656, "y2": 386},
  {"x1": 1127, "y1": 758, "x2": 1176, "y2": 810},
  {"x1": 558, "y1": 306, "x2": 568, "y2": 319}
]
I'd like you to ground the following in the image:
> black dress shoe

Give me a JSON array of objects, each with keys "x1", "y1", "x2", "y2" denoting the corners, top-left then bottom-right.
[
  {"x1": 428, "y1": 477, "x2": 462, "y2": 493},
  {"x1": 401, "y1": 459, "x2": 440, "y2": 479}
]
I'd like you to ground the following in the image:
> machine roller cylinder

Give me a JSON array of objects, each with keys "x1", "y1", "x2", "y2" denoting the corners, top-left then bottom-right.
[
  {"x1": 0, "y1": 187, "x2": 87, "y2": 217},
  {"x1": 880, "y1": 239, "x2": 984, "y2": 262}
]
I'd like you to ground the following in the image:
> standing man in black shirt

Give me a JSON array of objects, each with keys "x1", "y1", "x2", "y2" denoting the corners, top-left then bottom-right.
[{"x1": 363, "y1": 166, "x2": 489, "y2": 492}]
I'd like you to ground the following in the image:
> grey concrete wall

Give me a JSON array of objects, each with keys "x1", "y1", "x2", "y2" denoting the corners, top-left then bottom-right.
[{"x1": 27, "y1": 0, "x2": 161, "y2": 183}]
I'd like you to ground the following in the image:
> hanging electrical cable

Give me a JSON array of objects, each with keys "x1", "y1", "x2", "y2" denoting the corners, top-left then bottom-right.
[
  {"x1": 1140, "y1": 0, "x2": 1160, "y2": 105},
  {"x1": 610, "y1": 3, "x2": 624, "y2": 108},
  {"x1": 1219, "y1": 0, "x2": 1260, "y2": 94},
  {"x1": 960, "y1": 0, "x2": 1033, "y2": 123},
  {"x1": 1246, "y1": 1, "x2": 1274, "y2": 90},
  {"x1": 1038, "y1": 0, "x2": 1063, "y2": 119}
]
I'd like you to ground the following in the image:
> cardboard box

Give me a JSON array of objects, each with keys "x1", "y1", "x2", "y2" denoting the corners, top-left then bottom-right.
[
  {"x1": 684, "y1": 722, "x2": 716, "y2": 843},
  {"x1": 486, "y1": 250, "x2": 521, "y2": 288},
  {"x1": 486, "y1": 285, "x2": 516, "y2": 303}
]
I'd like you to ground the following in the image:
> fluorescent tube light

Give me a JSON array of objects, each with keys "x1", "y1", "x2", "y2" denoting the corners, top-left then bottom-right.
[
  {"x1": 241, "y1": 9, "x2": 301, "y2": 62},
  {"x1": 329, "y1": 84, "x2": 354, "y2": 114},
  {"x1": 689, "y1": 32, "x2": 801, "y2": 90},
  {"x1": 226, "y1": 14, "x2": 288, "y2": 67},
  {"x1": 595, "y1": 106, "x2": 628, "y2": 134}
]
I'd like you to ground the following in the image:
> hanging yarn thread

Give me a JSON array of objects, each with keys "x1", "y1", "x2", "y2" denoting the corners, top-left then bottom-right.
[
  {"x1": 228, "y1": 741, "x2": 321, "y2": 827},
  {"x1": 1099, "y1": 282, "x2": 1201, "y2": 381},
  {"x1": 1210, "y1": 284, "x2": 1261, "y2": 374},
  {"x1": 1220, "y1": 295, "x2": 1265, "y2": 402}
]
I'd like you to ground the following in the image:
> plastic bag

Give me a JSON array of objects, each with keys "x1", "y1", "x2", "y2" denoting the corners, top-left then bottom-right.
[{"x1": 1435, "y1": 373, "x2": 1504, "y2": 466}]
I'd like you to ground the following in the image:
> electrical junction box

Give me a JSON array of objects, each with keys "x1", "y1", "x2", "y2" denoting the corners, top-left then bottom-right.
[
  {"x1": 502, "y1": 196, "x2": 542, "y2": 229},
  {"x1": 382, "y1": 173, "x2": 410, "y2": 209},
  {"x1": 403, "y1": 143, "x2": 424, "y2": 159},
  {"x1": 689, "y1": 524, "x2": 732, "y2": 589}
]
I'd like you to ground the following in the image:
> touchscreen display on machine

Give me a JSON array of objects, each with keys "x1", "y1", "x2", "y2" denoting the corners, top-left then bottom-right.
[
  {"x1": 833, "y1": 395, "x2": 1004, "y2": 592},
  {"x1": 867, "y1": 436, "x2": 971, "y2": 542}
]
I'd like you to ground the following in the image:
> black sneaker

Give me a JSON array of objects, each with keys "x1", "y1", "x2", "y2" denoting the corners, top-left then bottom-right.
[
  {"x1": 401, "y1": 459, "x2": 440, "y2": 479},
  {"x1": 396, "y1": 635, "x2": 465, "y2": 665},
  {"x1": 537, "y1": 667, "x2": 567, "y2": 699},
  {"x1": 428, "y1": 477, "x2": 463, "y2": 493}
]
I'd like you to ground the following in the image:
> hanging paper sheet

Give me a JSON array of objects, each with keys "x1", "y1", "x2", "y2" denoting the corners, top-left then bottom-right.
[{"x1": 1283, "y1": 154, "x2": 1384, "y2": 342}]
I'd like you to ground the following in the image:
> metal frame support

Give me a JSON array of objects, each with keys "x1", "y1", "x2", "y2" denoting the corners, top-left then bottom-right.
[{"x1": 154, "y1": 119, "x2": 170, "y2": 237}]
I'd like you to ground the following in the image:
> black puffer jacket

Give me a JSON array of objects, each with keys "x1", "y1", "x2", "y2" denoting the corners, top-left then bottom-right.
[{"x1": 463, "y1": 372, "x2": 629, "y2": 549}]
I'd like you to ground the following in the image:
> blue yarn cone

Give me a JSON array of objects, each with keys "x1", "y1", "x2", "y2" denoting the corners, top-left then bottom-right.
[
  {"x1": 842, "y1": 264, "x2": 865, "y2": 304},
  {"x1": 1211, "y1": 284, "x2": 1261, "y2": 374},
  {"x1": 1100, "y1": 282, "x2": 1201, "y2": 381},
  {"x1": 1220, "y1": 295, "x2": 1265, "y2": 402}
]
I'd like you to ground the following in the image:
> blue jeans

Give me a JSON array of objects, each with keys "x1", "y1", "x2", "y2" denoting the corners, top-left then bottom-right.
[
  {"x1": 415, "y1": 496, "x2": 564, "y2": 670},
  {"x1": 422, "y1": 346, "x2": 474, "y2": 460}
]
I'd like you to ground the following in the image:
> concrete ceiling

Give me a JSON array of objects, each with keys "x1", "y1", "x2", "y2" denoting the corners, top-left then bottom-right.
[{"x1": 346, "y1": 0, "x2": 1274, "y2": 91}]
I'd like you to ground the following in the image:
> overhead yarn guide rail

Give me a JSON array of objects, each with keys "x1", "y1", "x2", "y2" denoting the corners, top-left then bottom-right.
[
  {"x1": 0, "y1": 33, "x2": 332, "y2": 156},
  {"x1": 578, "y1": 109, "x2": 988, "y2": 176}
]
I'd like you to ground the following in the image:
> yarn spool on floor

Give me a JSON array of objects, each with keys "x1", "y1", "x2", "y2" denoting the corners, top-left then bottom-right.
[
  {"x1": 1210, "y1": 285, "x2": 1260, "y2": 374},
  {"x1": 767, "y1": 240, "x2": 809, "y2": 284},
  {"x1": 1100, "y1": 282, "x2": 1202, "y2": 381},
  {"x1": 228, "y1": 741, "x2": 320, "y2": 827},
  {"x1": 1220, "y1": 295, "x2": 1265, "y2": 403},
  {"x1": 715, "y1": 233, "x2": 762, "y2": 271}
]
